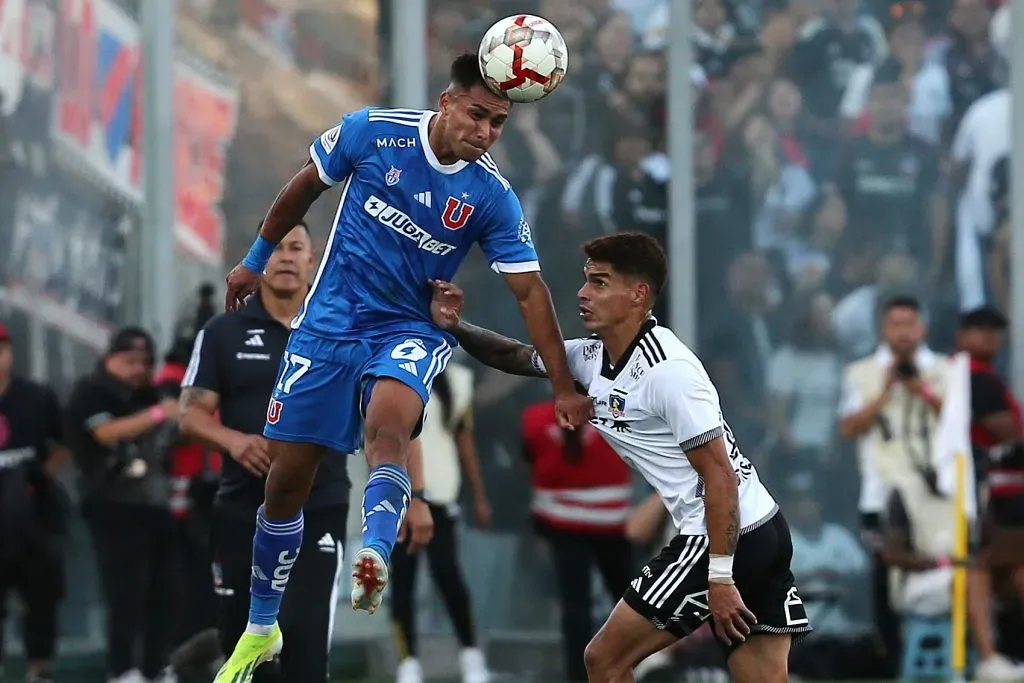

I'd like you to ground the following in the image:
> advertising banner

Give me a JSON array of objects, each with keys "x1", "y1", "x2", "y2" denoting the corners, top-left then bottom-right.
[
  {"x1": 52, "y1": 0, "x2": 237, "y2": 263},
  {"x1": 174, "y1": 59, "x2": 237, "y2": 264},
  {"x1": 53, "y1": 0, "x2": 143, "y2": 201}
]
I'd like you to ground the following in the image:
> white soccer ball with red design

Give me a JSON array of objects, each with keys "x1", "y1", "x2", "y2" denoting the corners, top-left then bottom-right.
[{"x1": 478, "y1": 14, "x2": 569, "y2": 103}]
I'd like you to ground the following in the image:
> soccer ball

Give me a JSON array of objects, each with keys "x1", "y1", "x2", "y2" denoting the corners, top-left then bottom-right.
[{"x1": 478, "y1": 15, "x2": 569, "y2": 104}]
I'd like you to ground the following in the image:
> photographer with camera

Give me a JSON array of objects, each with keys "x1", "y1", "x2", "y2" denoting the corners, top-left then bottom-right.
[
  {"x1": 838, "y1": 296, "x2": 948, "y2": 671},
  {"x1": 67, "y1": 328, "x2": 179, "y2": 683},
  {"x1": 839, "y1": 297, "x2": 946, "y2": 491}
]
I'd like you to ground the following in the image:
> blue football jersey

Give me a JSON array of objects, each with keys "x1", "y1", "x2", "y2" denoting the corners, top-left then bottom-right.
[{"x1": 292, "y1": 107, "x2": 539, "y2": 340}]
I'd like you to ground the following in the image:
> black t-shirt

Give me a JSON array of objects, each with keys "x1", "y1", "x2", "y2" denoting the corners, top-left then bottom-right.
[
  {"x1": 834, "y1": 134, "x2": 941, "y2": 256},
  {"x1": 0, "y1": 378, "x2": 64, "y2": 553},
  {"x1": 605, "y1": 172, "x2": 667, "y2": 240},
  {"x1": 788, "y1": 20, "x2": 877, "y2": 118},
  {"x1": 66, "y1": 369, "x2": 166, "y2": 505},
  {"x1": 945, "y1": 37, "x2": 1006, "y2": 132},
  {"x1": 0, "y1": 377, "x2": 62, "y2": 471},
  {"x1": 972, "y1": 370, "x2": 1011, "y2": 423},
  {"x1": 969, "y1": 365, "x2": 1021, "y2": 457},
  {"x1": 184, "y1": 295, "x2": 350, "y2": 515}
]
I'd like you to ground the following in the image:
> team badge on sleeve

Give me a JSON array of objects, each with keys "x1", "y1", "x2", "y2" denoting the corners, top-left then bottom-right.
[
  {"x1": 320, "y1": 124, "x2": 342, "y2": 153},
  {"x1": 517, "y1": 216, "x2": 534, "y2": 247}
]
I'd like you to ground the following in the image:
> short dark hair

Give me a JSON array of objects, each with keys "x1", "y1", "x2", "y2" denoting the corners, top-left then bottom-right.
[
  {"x1": 107, "y1": 326, "x2": 155, "y2": 359},
  {"x1": 959, "y1": 305, "x2": 1008, "y2": 331},
  {"x1": 256, "y1": 219, "x2": 309, "y2": 237},
  {"x1": 449, "y1": 52, "x2": 488, "y2": 91},
  {"x1": 583, "y1": 232, "x2": 668, "y2": 297},
  {"x1": 882, "y1": 295, "x2": 921, "y2": 314}
]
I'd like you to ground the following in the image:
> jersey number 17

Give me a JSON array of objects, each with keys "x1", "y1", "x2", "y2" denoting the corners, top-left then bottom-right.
[{"x1": 276, "y1": 352, "x2": 313, "y2": 394}]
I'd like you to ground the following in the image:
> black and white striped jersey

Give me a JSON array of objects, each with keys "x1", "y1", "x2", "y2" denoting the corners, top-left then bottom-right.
[{"x1": 534, "y1": 319, "x2": 777, "y2": 535}]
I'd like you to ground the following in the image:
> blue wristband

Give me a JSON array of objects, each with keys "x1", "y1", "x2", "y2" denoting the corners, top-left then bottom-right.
[{"x1": 242, "y1": 235, "x2": 276, "y2": 273}]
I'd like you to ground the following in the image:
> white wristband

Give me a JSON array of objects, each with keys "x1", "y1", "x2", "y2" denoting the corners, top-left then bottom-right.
[{"x1": 708, "y1": 554, "x2": 734, "y2": 583}]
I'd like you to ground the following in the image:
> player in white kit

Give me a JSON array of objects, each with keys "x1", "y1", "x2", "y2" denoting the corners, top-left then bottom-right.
[{"x1": 427, "y1": 232, "x2": 811, "y2": 683}]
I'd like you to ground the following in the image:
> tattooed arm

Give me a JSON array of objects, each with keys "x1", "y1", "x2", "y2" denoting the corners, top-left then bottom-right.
[
  {"x1": 431, "y1": 280, "x2": 586, "y2": 394},
  {"x1": 685, "y1": 439, "x2": 741, "y2": 555},
  {"x1": 180, "y1": 386, "x2": 271, "y2": 477},
  {"x1": 451, "y1": 320, "x2": 547, "y2": 378},
  {"x1": 179, "y1": 387, "x2": 232, "y2": 451},
  {"x1": 645, "y1": 362, "x2": 741, "y2": 555},
  {"x1": 646, "y1": 360, "x2": 754, "y2": 644}
]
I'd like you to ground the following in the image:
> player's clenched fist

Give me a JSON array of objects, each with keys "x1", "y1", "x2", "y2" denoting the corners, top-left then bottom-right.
[
  {"x1": 555, "y1": 390, "x2": 593, "y2": 429},
  {"x1": 225, "y1": 263, "x2": 261, "y2": 312}
]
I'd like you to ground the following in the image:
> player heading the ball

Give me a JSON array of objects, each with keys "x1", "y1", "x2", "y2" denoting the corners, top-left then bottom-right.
[{"x1": 213, "y1": 47, "x2": 590, "y2": 683}]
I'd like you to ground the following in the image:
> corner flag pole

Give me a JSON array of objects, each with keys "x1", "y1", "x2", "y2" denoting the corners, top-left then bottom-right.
[{"x1": 950, "y1": 450, "x2": 969, "y2": 678}]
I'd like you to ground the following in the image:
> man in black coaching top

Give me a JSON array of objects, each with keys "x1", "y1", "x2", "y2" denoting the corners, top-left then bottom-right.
[
  {"x1": 179, "y1": 221, "x2": 351, "y2": 683},
  {"x1": 0, "y1": 322, "x2": 69, "y2": 683}
]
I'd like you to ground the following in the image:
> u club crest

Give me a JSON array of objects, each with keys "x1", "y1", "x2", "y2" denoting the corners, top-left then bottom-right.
[
  {"x1": 441, "y1": 196, "x2": 475, "y2": 230},
  {"x1": 385, "y1": 166, "x2": 402, "y2": 186}
]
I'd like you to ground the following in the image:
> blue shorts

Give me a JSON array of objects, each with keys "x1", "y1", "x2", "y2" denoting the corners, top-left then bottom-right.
[{"x1": 263, "y1": 328, "x2": 454, "y2": 453}]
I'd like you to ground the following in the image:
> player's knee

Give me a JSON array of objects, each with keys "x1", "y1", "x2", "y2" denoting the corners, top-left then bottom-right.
[
  {"x1": 264, "y1": 467, "x2": 307, "y2": 516},
  {"x1": 363, "y1": 422, "x2": 411, "y2": 466},
  {"x1": 363, "y1": 378, "x2": 424, "y2": 466},
  {"x1": 583, "y1": 635, "x2": 620, "y2": 682},
  {"x1": 263, "y1": 447, "x2": 321, "y2": 515}
]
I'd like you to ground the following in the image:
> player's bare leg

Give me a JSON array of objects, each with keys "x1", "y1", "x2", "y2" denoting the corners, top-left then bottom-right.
[
  {"x1": 727, "y1": 633, "x2": 791, "y2": 683},
  {"x1": 583, "y1": 600, "x2": 677, "y2": 683},
  {"x1": 353, "y1": 378, "x2": 426, "y2": 614},
  {"x1": 264, "y1": 440, "x2": 326, "y2": 517},
  {"x1": 214, "y1": 441, "x2": 324, "y2": 683}
]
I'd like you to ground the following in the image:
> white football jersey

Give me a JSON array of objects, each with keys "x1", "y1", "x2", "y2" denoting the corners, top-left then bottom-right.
[{"x1": 534, "y1": 320, "x2": 778, "y2": 536}]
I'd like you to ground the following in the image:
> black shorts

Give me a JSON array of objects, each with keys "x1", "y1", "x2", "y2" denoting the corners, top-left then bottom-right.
[{"x1": 623, "y1": 510, "x2": 812, "y2": 650}]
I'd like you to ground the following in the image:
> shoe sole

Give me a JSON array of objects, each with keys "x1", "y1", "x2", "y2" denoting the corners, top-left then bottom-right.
[{"x1": 351, "y1": 549, "x2": 388, "y2": 614}]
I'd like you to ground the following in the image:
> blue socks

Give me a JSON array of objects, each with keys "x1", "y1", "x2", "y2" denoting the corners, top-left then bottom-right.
[
  {"x1": 361, "y1": 463, "x2": 412, "y2": 561},
  {"x1": 248, "y1": 505, "x2": 303, "y2": 629}
]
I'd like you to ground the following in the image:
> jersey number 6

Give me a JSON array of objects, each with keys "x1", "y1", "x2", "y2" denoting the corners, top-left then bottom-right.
[{"x1": 276, "y1": 352, "x2": 312, "y2": 394}]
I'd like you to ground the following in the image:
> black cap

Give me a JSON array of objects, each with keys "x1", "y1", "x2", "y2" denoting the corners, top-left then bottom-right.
[
  {"x1": 106, "y1": 326, "x2": 156, "y2": 358},
  {"x1": 958, "y1": 305, "x2": 1008, "y2": 331}
]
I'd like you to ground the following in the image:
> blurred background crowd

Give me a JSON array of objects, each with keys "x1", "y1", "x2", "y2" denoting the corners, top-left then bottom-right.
[{"x1": 1, "y1": 0, "x2": 1023, "y2": 681}]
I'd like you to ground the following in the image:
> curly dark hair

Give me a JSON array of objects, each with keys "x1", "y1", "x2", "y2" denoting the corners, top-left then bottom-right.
[{"x1": 582, "y1": 232, "x2": 668, "y2": 297}]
